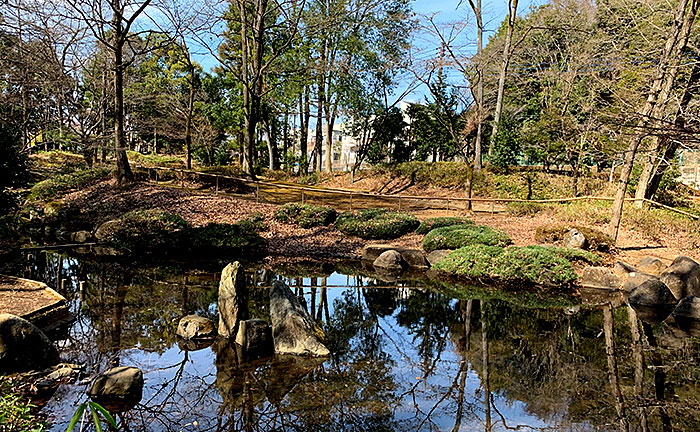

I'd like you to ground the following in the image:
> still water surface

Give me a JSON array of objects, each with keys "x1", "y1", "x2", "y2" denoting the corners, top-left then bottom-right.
[{"x1": 17, "y1": 253, "x2": 700, "y2": 431}]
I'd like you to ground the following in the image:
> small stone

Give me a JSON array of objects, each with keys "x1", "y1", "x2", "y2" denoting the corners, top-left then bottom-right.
[
  {"x1": 564, "y1": 228, "x2": 587, "y2": 249},
  {"x1": 427, "y1": 250, "x2": 451, "y2": 267},
  {"x1": 177, "y1": 315, "x2": 216, "y2": 340},
  {"x1": 361, "y1": 244, "x2": 397, "y2": 262},
  {"x1": 373, "y1": 250, "x2": 404, "y2": 271},
  {"x1": 88, "y1": 366, "x2": 143, "y2": 412},
  {"x1": 401, "y1": 249, "x2": 428, "y2": 269},
  {"x1": 70, "y1": 231, "x2": 92, "y2": 244},
  {"x1": 673, "y1": 296, "x2": 700, "y2": 320},
  {"x1": 636, "y1": 256, "x2": 666, "y2": 276},
  {"x1": 660, "y1": 256, "x2": 700, "y2": 300}
]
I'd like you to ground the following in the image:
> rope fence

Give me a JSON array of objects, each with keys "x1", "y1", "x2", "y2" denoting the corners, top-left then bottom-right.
[{"x1": 135, "y1": 165, "x2": 700, "y2": 220}]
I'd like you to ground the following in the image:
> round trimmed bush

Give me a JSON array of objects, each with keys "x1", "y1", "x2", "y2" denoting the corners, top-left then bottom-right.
[
  {"x1": 274, "y1": 203, "x2": 337, "y2": 228},
  {"x1": 416, "y1": 217, "x2": 473, "y2": 234},
  {"x1": 423, "y1": 224, "x2": 511, "y2": 252},
  {"x1": 96, "y1": 209, "x2": 190, "y2": 251},
  {"x1": 336, "y1": 208, "x2": 419, "y2": 240}
]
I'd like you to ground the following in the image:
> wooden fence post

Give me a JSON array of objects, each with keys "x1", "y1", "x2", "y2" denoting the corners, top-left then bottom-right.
[
  {"x1": 256, "y1": 183, "x2": 260, "y2": 202},
  {"x1": 216, "y1": 177, "x2": 219, "y2": 195},
  {"x1": 349, "y1": 194, "x2": 353, "y2": 211}
]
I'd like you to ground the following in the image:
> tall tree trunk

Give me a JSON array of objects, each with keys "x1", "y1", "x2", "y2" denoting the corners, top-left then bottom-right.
[
  {"x1": 112, "y1": 16, "x2": 134, "y2": 186},
  {"x1": 609, "y1": 0, "x2": 699, "y2": 240},
  {"x1": 283, "y1": 112, "x2": 289, "y2": 171},
  {"x1": 184, "y1": 68, "x2": 195, "y2": 170},
  {"x1": 489, "y1": 0, "x2": 518, "y2": 159},
  {"x1": 469, "y1": 0, "x2": 484, "y2": 171},
  {"x1": 315, "y1": 47, "x2": 326, "y2": 173},
  {"x1": 300, "y1": 86, "x2": 310, "y2": 174}
]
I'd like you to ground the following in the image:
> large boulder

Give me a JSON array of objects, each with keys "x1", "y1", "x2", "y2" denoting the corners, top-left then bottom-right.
[
  {"x1": 0, "y1": 314, "x2": 60, "y2": 373},
  {"x1": 177, "y1": 315, "x2": 216, "y2": 340},
  {"x1": 88, "y1": 366, "x2": 143, "y2": 412},
  {"x1": 218, "y1": 262, "x2": 248, "y2": 338},
  {"x1": 564, "y1": 228, "x2": 587, "y2": 249},
  {"x1": 235, "y1": 319, "x2": 274, "y2": 362},
  {"x1": 401, "y1": 249, "x2": 428, "y2": 269},
  {"x1": 660, "y1": 256, "x2": 700, "y2": 300},
  {"x1": 672, "y1": 296, "x2": 700, "y2": 320},
  {"x1": 636, "y1": 256, "x2": 666, "y2": 276},
  {"x1": 362, "y1": 244, "x2": 398, "y2": 262},
  {"x1": 373, "y1": 250, "x2": 404, "y2": 271},
  {"x1": 580, "y1": 267, "x2": 621, "y2": 289},
  {"x1": 94, "y1": 219, "x2": 122, "y2": 241},
  {"x1": 613, "y1": 261, "x2": 660, "y2": 292},
  {"x1": 270, "y1": 280, "x2": 329, "y2": 357},
  {"x1": 626, "y1": 280, "x2": 678, "y2": 307}
]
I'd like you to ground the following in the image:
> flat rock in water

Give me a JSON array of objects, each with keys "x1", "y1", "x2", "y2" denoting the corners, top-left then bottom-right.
[
  {"x1": 0, "y1": 313, "x2": 60, "y2": 373},
  {"x1": 88, "y1": 366, "x2": 143, "y2": 412},
  {"x1": 373, "y1": 250, "x2": 404, "y2": 271},
  {"x1": 581, "y1": 267, "x2": 621, "y2": 289},
  {"x1": 661, "y1": 256, "x2": 700, "y2": 300},
  {"x1": 637, "y1": 256, "x2": 666, "y2": 276},
  {"x1": 270, "y1": 280, "x2": 329, "y2": 357},
  {"x1": 177, "y1": 315, "x2": 216, "y2": 340},
  {"x1": 362, "y1": 244, "x2": 398, "y2": 262}
]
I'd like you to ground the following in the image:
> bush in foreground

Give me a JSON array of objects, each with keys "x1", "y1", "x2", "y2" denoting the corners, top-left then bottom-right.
[
  {"x1": 336, "y1": 208, "x2": 419, "y2": 240},
  {"x1": 274, "y1": 203, "x2": 337, "y2": 228},
  {"x1": 535, "y1": 225, "x2": 614, "y2": 252},
  {"x1": 423, "y1": 224, "x2": 512, "y2": 252},
  {"x1": 433, "y1": 244, "x2": 579, "y2": 286},
  {"x1": 27, "y1": 167, "x2": 111, "y2": 202},
  {"x1": 416, "y1": 217, "x2": 473, "y2": 234}
]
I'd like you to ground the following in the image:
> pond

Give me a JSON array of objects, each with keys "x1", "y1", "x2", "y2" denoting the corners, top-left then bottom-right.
[{"x1": 13, "y1": 252, "x2": 700, "y2": 431}]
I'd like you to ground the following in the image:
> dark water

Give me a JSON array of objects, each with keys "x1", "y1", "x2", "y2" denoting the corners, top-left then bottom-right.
[{"x1": 14, "y1": 253, "x2": 700, "y2": 431}]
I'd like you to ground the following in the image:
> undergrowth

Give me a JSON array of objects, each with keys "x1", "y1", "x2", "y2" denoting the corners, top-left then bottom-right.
[
  {"x1": 416, "y1": 217, "x2": 473, "y2": 234},
  {"x1": 126, "y1": 151, "x2": 185, "y2": 169},
  {"x1": 274, "y1": 203, "x2": 337, "y2": 228},
  {"x1": 423, "y1": 224, "x2": 512, "y2": 252},
  {"x1": 336, "y1": 208, "x2": 419, "y2": 239},
  {"x1": 27, "y1": 167, "x2": 111, "y2": 202}
]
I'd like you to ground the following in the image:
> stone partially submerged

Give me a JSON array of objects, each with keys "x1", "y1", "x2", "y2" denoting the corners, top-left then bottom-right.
[
  {"x1": 625, "y1": 280, "x2": 677, "y2": 323},
  {"x1": 88, "y1": 366, "x2": 143, "y2": 412},
  {"x1": 218, "y1": 262, "x2": 248, "y2": 338},
  {"x1": 0, "y1": 313, "x2": 60, "y2": 373},
  {"x1": 177, "y1": 315, "x2": 216, "y2": 340},
  {"x1": 270, "y1": 280, "x2": 329, "y2": 357}
]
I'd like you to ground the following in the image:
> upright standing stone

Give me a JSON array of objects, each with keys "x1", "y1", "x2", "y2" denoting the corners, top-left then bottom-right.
[
  {"x1": 270, "y1": 280, "x2": 330, "y2": 356},
  {"x1": 218, "y1": 262, "x2": 248, "y2": 338}
]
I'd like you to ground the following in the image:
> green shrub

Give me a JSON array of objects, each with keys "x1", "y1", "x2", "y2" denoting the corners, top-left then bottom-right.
[
  {"x1": 187, "y1": 222, "x2": 265, "y2": 251},
  {"x1": 237, "y1": 212, "x2": 268, "y2": 232},
  {"x1": 423, "y1": 224, "x2": 512, "y2": 252},
  {"x1": 433, "y1": 244, "x2": 578, "y2": 286},
  {"x1": 505, "y1": 202, "x2": 544, "y2": 216},
  {"x1": 127, "y1": 151, "x2": 185, "y2": 169},
  {"x1": 27, "y1": 167, "x2": 111, "y2": 201},
  {"x1": 0, "y1": 378, "x2": 47, "y2": 432},
  {"x1": 99, "y1": 209, "x2": 190, "y2": 251},
  {"x1": 534, "y1": 225, "x2": 614, "y2": 252},
  {"x1": 545, "y1": 246, "x2": 602, "y2": 265},
  {"x1": 336, "y1": 208, "x2": 419, "y2": 239},
  {"x1": 274, "y1": 203, "x2": 337, "y2": 228},
  {"x1": 416, "y1": 217, "x2": 473, "y2": 234}
]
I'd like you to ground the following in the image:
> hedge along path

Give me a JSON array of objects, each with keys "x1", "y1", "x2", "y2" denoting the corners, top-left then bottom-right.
[{"x1": 136, "y1": 165, "x2": 700, "y2": 220}]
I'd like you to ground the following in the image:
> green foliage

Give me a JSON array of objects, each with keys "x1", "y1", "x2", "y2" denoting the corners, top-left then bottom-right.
[
  {"x1": 366, "y1": 107, "x2": 408, "y2": 164},
  {"x1": 422, "y1": 224, "x2": 512, "y2": 252},
  {"x1": 27, "y1": 167, "x2": 111, "y2": 202},
  {"x1": 505, "y1": 201, "x2": 545, "y2": 216},
  {"x1": 126, "y1": 151, "x2": 185, "y2": 169},
  {"x1": 274, "y1": 203, "x2": 337, "y2": 228},
  {"x1": 237, "y1": 212, "x2": 267, "y2": 232},
  {"x1": 103, "y1": 209, "x2": 191, "y2": 251},
  {"x1": 490, "y1": 114, "x2": 521, "y2": 172},
  {"x1": 416, "y1": 217, "x2": 473, "y2": 234},
  {"x1": 0, "y1": 379, "x2": 46, "y2": 432},
  {"x1": 534, "y1": 225, "x2": 614, "y2": 252},
  {"x1": 433, "y1": 244, "x2": 579, "y2": 286},
  {"x1": 336, "y1": 208, "x2": 419, "y2": 239},
  {"x1": 545, "y1": 246, "x2": 602, "y2": 265},
  {"x1": 29, "y1": 151, "x2": 86, "y2": 177},
  {"x1": 66, "y1": 401, "x2": 116, "y2": 432},
  {"x1": 187, "y1": 222, "x2": 265, "y2": 251}
]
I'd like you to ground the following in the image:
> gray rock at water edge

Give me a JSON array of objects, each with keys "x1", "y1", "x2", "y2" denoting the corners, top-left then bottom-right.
[
  {"x1": 235, "y1": 319, "x2": 274, "y2": 361},
  {"x1": 218, "y1": 262, "x2": 249, "y2": 338},
  {"x1": 580, "y1": 267, "x2": 621, "y2": 289},
  {"x1": 564, "y1": 228, "x2": 587, "y2": 249},
  {"x1": 672, "y1": 296, "x2": 700, "y2": 320},
  {"x1": 94, "y1": 219, "x2": 122, "y2": 241},
  {"x1": 660, "y1": 256, "x2": 700, "y2": 300},
  {"x1": 637, "y1": 256, "x2": 666, "y2": 276},
  {"x1": 70, "y1": 230, "x2": 92, "y2": 244},
  {"x1": 427, "y1": 250, "x2": 452, "y2": 267},
  {"x1": 177, "y1": 315, "x2": 216, "y2": 340},
  {"x1": 0, "y1": 313, "x2": 60, "y2": 373},
  {"x1": 270, "y1": 280, "x2": 330, "y2": 357},
  {"x1": 626, "y1": 279, "x2": 678, "y2": 307},
  {"x1": 401, "y1": 249, "x2": 429, "y2": 269},
  {"x1": 88, "y1": 366, "x2": 143, "y2": 412},
  {"x1": 613, "y1": 261, "x2": 637, "y2": 283},
  {"x1": 362, "y1": 244, "x2": 399, "y2": 262},
  {"x1": 613, "y1": 261, "x2": 660, "y2": 292},
  {"x1": 373, "y1": 250, "x2": 404, "y2": 271}
]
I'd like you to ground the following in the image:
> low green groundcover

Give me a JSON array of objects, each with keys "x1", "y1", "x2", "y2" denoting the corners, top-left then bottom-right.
[
  {"x1": 274, "y1": 203, "x2": 337, "y2": 228},
  {"x1": 423, "y1": 224, "x2": 512, "y2": 252},
  {"x1": 416, "y1": 216, "x2": 473, "y2": 234},
  {"x1": 433, "y1": 244, "x2": 580, "y2": 286},
  {"x1": 187, "y1": 222, "x2": 265, "y2": 251},
  {"x1": 535, "y1": 225, "x2": 614, "y2": 252},
  {"x1": 336, "y1": 208, "x2": 419, "y2": 240},
  {"x1": 27, "y1": 167, "x2": 111, "y2": 201}
]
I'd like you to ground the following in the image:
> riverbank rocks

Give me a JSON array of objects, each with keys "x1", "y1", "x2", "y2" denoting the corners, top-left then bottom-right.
[
  {"x1": 581, "y1": 267, "x2": 621, "y2": 289},
  {"x1": 235, "y1": 319, "x2": 274, "y2": 361},
  {"x1": 373, "y1": 250, "x2": 403, "y2": 271},
  {"x1": 362, "y1": 244, "x2": 428, "y2": 269},
  {"x1": 611, "y1": 262, "x2": 660, "y2": 292},
  {"x1": 218, "y1": 262, "x2": 248, "y2": 338},
  {"x1": 70, "y1": 230, "x2": 92, "y2": 243},
  {"x1": 0, "y1": 313, "x2": 60, "y2": 373},
  {"x1": 660, "y1": 256, "x2": 700, "y2": 300},
  {"x1": 626, "y1": 280, "x2": 677, "y2": 307},
  {"x1": 177, "y1": 315, "x2": 216, "y2": 340},
  {"x1": 427, "y1": 250, "x2": 451, "y2": 267},
  {"x1": 637, "y1": 257, "x2": 666, "y2": 276},
  {"x1": 88, "y1": 366, "x2": 143, "y2": 412},
  {"x1": 672, "y1": 296, "x2": 700, "y2": 320},
  {"x1": 270, "y1": 280, "x2": 329, "y2": 357}
]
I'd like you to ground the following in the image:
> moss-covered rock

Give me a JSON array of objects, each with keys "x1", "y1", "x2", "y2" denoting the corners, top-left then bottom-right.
[
  {"x1": 423, "y1": 224, "x2": 512, "y2": 252},
  {"x1": 433, "y1": 244, "x2": 580, "y2": 286},
  {"x1": 187, "y1": 222, "x2": 265, "y2": 252},
  {"x1": 416, "y1": 217, "x2": 473, "y2": 234},
  {"x1": 274, "y1": 203, "x2": 337, "y2": 228},
  {"x1": 535, "y1": 225, "x2": 614, "y2": 252},
  {"x1": 336, "y1": 208, "x2": 419, "y2": 240},
  {"x1": 95, "y1": 209, "x2": 190, "y2": 252},
  {"x1": 27, "y1": 167, "x2": 112, "y2": 202}
]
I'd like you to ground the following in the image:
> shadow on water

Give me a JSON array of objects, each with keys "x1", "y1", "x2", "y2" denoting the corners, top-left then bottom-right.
[{"x1": 11, "y1": 252, "x2": 700, "y2": 431}]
